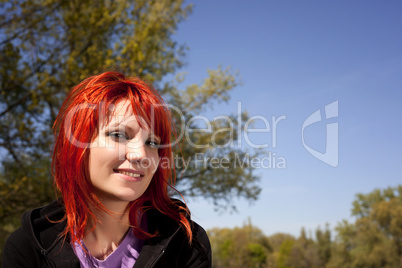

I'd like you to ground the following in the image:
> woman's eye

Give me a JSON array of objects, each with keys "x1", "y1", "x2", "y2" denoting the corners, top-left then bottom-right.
[
  {"x1": 108, "y1": 132, "x2": 128, "y2": 140},
  {"x1": 146, "y1": 140, "x2": 160, "y2": 148}
]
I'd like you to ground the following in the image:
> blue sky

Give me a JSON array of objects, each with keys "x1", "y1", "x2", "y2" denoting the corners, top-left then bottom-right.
[{"x1": 172, "y1": 0, "x2": 402, "y2": 237}]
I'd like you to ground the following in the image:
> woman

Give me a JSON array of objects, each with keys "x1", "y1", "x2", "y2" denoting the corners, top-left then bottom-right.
[{"x1": 2, "y1": 71, "x2": 211, "y2": 267}]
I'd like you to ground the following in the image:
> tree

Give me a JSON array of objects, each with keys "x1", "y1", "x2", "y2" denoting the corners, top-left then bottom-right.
[
  {"x1": 277, "y1": 239, "x2": 295, "y2": 268},
  {"x1": 265, "y1": 226, "x2": 332, "y2": 268},
  {"x1": 283, "y1": 228, "x2": 324, "y2": 268},
  {"x1": 352, "y1": 185, "x2": 402, "y2": 258},
  {"x1": 327, "y1": 220, "x2": 355, "y2": 268},
  {"x1": 315, "y1": 224, "x2": 331, "y2": 265},
  {"x1": 208, "y1": 220, "x2": 271, "y2": 268},
  {"x1": 0, "y1": 0, "x2": 261, "y2": 216},
  {"x1": 328, "y1": 186, "x2": 402, "y2": 267},
  {"x1": 246, "y1": 243, "x2": 269, "y2": 268},
  {"x1": 265, "y1": 233, "x2": 296, "y2": 267}
]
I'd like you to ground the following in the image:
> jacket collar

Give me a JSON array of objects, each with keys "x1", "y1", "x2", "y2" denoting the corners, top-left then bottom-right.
[
  {"x1": 22, "y1": 200, "x2": 79, "y2": 267},
  {"x1": 22, "y1": 199, "x2": 186, "y2": 267}
]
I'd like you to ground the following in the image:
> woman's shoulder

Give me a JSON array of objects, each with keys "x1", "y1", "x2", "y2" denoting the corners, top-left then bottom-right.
[
  {"x1": 188, "y1": 220, "x2": 212, "y2": 267},
  {"x1": 21, "y1": 200, "x2": 66, "y2": 243},
  {"x1": 159, "y1": 217, "x2": 211, "y2": 267},
  {"x1": 2, "y1": 200, "x2": 68, "y2": 267},
  {"x1": 140, "y1": 199, "x2": 212, "y2": 267},
  {"x1": 191, "y1": 220, "x2": 210, "y2": 248},
  {"x1": 9, "y1": 200, "x2": 65, "y2": 240},
  {"x1": 2, "y1": 225, "x2": 40, "y2": 267},
  {"x1": 164, "y1": 199, "x2": 212, "y2": 266}
]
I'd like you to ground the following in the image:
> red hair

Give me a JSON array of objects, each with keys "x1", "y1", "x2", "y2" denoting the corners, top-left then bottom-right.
[{"x1": 52, "y1": 71, "x2": 192, "y2": 244}]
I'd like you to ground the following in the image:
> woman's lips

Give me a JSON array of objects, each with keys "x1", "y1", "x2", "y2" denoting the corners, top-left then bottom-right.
[{"x1": 114, "y1": 169, "x2": 144, "y2": 181}]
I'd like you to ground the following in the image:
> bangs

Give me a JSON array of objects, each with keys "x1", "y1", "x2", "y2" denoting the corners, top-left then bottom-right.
[{"x1": 96, "y1": 82, "x2": 172, "y2": 146}]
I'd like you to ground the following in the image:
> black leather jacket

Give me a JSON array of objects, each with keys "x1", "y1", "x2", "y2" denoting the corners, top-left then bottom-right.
[{"x1": 2, "y1": 200, "x2": 211, "y2": 267}]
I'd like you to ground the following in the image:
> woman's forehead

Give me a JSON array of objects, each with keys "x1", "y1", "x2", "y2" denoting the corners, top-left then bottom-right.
[
  {"x1": 110, "y1": 99, "x2": 132, "y2": 115},
  {"x1": 101, "y1": 100, "x2": 151, "y2": 131}
]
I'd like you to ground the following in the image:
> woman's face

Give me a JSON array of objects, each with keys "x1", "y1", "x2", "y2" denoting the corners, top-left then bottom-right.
[{"x1": 88, "y1": 100, "x2": 160, "y2": 204}]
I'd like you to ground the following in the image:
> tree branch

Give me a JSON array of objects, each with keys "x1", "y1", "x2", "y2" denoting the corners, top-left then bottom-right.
[{"x1": 0, "y1": 91, "x2": 32, "y2": 118}]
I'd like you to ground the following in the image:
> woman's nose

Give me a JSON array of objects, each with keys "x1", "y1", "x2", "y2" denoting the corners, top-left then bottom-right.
[{"x1": 126, "y1": 142, "x2": 149, "y2": 165}]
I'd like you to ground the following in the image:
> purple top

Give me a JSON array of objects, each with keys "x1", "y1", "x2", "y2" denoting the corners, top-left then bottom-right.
[{"x1": 71, "y1": 229, "x2": 143, "y2": 268}]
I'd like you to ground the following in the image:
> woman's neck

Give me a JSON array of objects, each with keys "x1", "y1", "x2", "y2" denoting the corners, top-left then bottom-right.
[{"x1": 83, "y1": 201, "x2": 131, "y2": 260}]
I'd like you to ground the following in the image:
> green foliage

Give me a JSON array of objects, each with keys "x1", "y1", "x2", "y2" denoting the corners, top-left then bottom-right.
[
  {"x1": 315, "y1": 224, "x2": 332, "y2": 265},
  {"x1": 328, "y1": 186, "x2": 402, "y2": 268},
  {"x1": 208, "y1": 219, "x2": 271, "y2": 268},
  {"x1": 246, "y1": 243, "x2": 268, "y2": 268},
  {"x1": 266, "y1": 226, "x2": 331, "y2": 268},
  {"x1": 277, "y1": 239, "x2": 295, "y2": 268},
  {"x1": 267, "y1": 233, "x2": 296, "y2": 252}
]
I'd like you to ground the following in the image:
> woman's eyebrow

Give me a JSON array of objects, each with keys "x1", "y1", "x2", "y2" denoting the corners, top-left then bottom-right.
[
  {"x1": 149, "y1": 133, "x2": 161, "y2": 142},
  {"x1": 105, "y1": 121, "x2": 145, "y2": 134},
  {"x1": 107, "y1": 119, "x2": 134, "y2": 128},
  {"x1": 107, "y1": 122, "x2": 125, "y2": 127}
]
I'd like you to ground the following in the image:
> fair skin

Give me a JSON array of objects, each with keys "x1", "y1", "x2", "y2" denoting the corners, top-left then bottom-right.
[{"x1": 84, "y1": 100, "x2": 160, "y2": 259}]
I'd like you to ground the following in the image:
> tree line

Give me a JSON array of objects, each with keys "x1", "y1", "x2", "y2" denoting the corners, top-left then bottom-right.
[{"x1": 208, "y1": 185, "x2": 402, "y2": 268}]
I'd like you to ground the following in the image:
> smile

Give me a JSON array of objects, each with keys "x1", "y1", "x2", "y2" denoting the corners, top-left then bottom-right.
[
  {"x1": 118, "y1": 171, "x2": 142, "y2": 177},
  {"x1": 114, "y1": 169, "x2": 144, "y2": 179}
]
